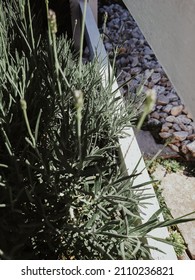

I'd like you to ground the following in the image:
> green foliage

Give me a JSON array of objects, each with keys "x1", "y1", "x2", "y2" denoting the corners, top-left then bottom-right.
[
  {"x1": 166, "y1": 231, "x2": 186, "y2": 257},
  {"x1": 145, "y1": 159, "x2": 159, "y2": 175},
  {"x1": 161, "y1": 159, "x2": 183, "y2": 173},
  {"x1": 146, "y1": 158, "x2": 183, "y2": 175},
  {"x1": 0, "y1": 0, "x2": 195, "y2": 260},
  {"x1": 153, "y1": 186, "x2": 173, "y2": 222}
]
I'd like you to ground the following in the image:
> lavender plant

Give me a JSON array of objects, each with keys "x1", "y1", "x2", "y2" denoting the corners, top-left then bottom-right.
[{"x1": 0, "y1": 0, "x2": 194, "y2": 260}]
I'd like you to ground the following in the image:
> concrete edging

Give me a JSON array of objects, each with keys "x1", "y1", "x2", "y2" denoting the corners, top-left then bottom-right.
[{"x1": 79, "y1": 1, "x2": 177, "y2": 260}]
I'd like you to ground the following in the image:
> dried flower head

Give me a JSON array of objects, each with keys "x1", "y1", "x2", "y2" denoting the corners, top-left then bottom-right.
[
  {"x1": 20, "y1": 98, "x2": 27, "y2": 110},
  {"x1": 137, "y1": 89, "x2": 157, "y2": 130},
  {"x1": 48, "y1": 9, "x2": 57, "y2": 34},
  {"x1": 74, "y1": 90, "x2": 84, "y2": 110},
  {"x1": 145, "y1": 89, "x2": 156, "y2": 113}
]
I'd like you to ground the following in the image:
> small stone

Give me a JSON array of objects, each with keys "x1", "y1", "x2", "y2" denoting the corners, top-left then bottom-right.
[
  {"x1": 166, "y1": 116, "x2": 177, "y2": 123},
  {"x1": 157, "y1": 95, "x2": 169, "y2": 105},
  {"x1": 150, "y1": 111, "x2": 160, "y2": 119},
  {"x1": 120, "y1": 56, "x2": 128, "y2": 66},
  {"x1": 144, "y1": 69, "x2": 153, "y2": 79},
  {"x1": 125, "y1": 75, "x2": 132, "y2": 83},
  {"x1": 161, "y1": 76, "x2": 168, "y2": 83},
  {"x1": 159, "y1": 132, "x2": 172, "y2": 139},
  {"x1": 153, "y1": 85, "x2": 165, "y2": 95},
  {"x1": 159, "y1": 117, "x2": 166, "y2": 123},
  {"x1": 188, "y1": 129, "x2": 193, "y2": 135},
  {"x1": 166, "y1": 92, "x2": 178, "y2": 102},
  {"x1": 135, "y1": 74, "x2": 143, "y2": 82},
  {"x1": 166, "y1": 81, "x2": 172, "y2": 87},
  {"x1": 174, "y1": 142, "x2": 181, "y2": 147},
  {"x1": 155, "y1": 67, "x2": 163, "y2": 73},
  {"x1": 147, "y1": 81, "x2": 155, "y2": 88},
  {"x1": 159, "y1": 112, "x2": 168, "y2": 118},
  {"x1": 191, "y1": 122, "x2": 195, "y2": 130},
  {"x1": 116, "y1": 59, "x2": 121, "y2": 68},
  {"x1": 165, "y1": 122, "x2": 173, "y2": 128},
  {"x1": 171, "y1": 101, "x2": 179, "y2": 106},
  {"x1": 176, "y1": 115, "x2": 191, "y2": 125},
  {"x1": 144, "y1": 54, "x2": 152, "y2": 60},
  {"x1": 181, "y1": 144, "x2": 189, "y2": 154},
  {"x1": 139, "y1": 39, "x2": 145, "y2": 45},
  {"x1": 131, "y1": 57, "x2": 139, "y2": 67},
  {"x1": 131, "y1": 67, "x2": 142, "y2": 75},
  {"x1": 168, "y1": 144, "x2": 180, "y2": 153},
  {"x1": 151, "y1": 72, "x2": 161, "y2": 84},
  {"x1": 161, "y1": 124, "x2": 170, "y2": 132},
  {"x1": 186, "y1": 141, "x2": 195, "y2": 156},
  {"x1": 173, "y1": 131, "x2": 188, "y2": 141},
  {"x1": 163, "y1": 104, "x2": 173, "y2": 113},
  {"x1": 186, "y1": 125, "x2": 193, "y2": 132},
  {"x1": 187, "y1": 112, "x2": 194, "y2": 120},
  {"x1": 172, "y1": 123, "x2": 181, "y2": 131},
  {"x1": 122, "y1": 66, "x2": 131, "y2": 72},
  {"x1": 179, "y1": 122, "x2": 188, "y2": 131},
  {"x1": 147, "y1": 118, "x2": 161, "y2": 126},
  {"x1": 128, "y1": 38, "x2": 137, "y2": 45},
  {"x1": 132, "y1": 31, "x2": 141, "y2": 39},
  {"x1": 144, "y1": 46, "x2": 154, "y2": 55},
  {"x1": 183, "y1": 140, "x2": 191, "y2": 145},
  {"x1": 105, "y1": 42, "x2": 113, "y2": 52},
  {"x1": 187, "y1": 134, "x2": 195, "y2": 140},
  {"x1": 171, "y1": 105, "x2": 183, "y2": 116},
  {"x1": 182, "y1": 106, "x2": 189, "y2": 115},
  {"x1": 169, "y1": 137, "x2": 179, "y2": 144}
]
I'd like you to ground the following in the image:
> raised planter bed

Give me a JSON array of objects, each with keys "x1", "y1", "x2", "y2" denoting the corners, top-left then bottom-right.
[
  {"x1": 0, "y1": 0, "x2": 182, "y2": 260},
  {"x1": 79, "y1": 0, "x2": 177, "y2": 260}
]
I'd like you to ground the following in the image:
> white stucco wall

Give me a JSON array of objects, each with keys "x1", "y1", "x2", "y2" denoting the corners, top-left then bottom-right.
[{"x1": 123, "y1": 0, "x2": 195, "y2": 116}]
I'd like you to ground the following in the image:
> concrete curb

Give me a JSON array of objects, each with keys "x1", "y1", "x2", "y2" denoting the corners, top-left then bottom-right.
[{"x1": 80, "y1": 1, "x2": 177, "y2": 259}]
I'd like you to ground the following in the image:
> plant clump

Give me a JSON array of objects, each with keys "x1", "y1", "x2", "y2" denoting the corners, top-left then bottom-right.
[{"x1": 0, "y1": 0, "x2": 147, "y2": 260}]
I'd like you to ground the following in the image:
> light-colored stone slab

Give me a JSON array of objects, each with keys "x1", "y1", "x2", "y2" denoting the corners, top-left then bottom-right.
[
  {"x1": 153, "y1": 165, "x2": 167, "y2": 181},
  {"x1": 155, "y1": 167, "x2": 195, "y2": 258}
]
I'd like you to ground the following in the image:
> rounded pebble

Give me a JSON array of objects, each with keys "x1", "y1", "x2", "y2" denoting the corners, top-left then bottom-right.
[{"x1": 171, "y1": 105, "x2": 183, "y2": 116}]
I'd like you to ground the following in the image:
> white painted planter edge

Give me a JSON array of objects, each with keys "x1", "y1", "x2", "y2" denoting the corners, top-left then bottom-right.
[{"x1": 79, "y1": 1, "x2": 177, "y2": 260}]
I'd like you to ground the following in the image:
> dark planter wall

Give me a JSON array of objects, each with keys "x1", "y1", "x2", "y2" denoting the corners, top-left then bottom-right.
[{"x1": 30, "y1": 0, "x2": 72, "y2": 37}]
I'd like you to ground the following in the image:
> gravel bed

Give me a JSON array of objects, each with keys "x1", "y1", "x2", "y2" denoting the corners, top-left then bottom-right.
[{"x1": 98, "y1": 2, "x2": 195, "y2": 159}]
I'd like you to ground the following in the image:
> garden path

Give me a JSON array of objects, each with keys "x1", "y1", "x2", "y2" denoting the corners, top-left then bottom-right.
[{"x1": 137, "y1": 130, "x2": 195, "y2": 260}]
